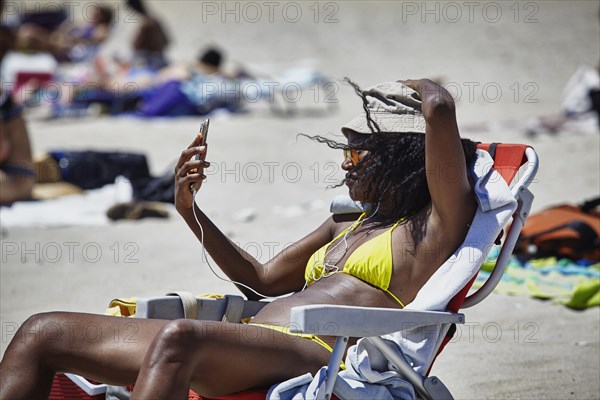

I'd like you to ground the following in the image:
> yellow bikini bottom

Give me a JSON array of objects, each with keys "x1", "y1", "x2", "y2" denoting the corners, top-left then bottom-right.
[{"x1": 249, "y1": 323, "x2": 346, "y2": 370}]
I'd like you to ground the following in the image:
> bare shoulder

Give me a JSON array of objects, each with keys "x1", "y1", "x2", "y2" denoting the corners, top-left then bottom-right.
[{"x1": 331, "y1": 212, "x2": 362, "y2": 236}]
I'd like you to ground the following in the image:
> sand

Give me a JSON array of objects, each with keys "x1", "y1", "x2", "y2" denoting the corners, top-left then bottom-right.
[{"x1": 1, "y1": 1, "x2": 599, "y2": 398}]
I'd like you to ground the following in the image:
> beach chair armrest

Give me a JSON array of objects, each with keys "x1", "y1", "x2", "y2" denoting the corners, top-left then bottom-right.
[
  {"x1": 135, "y1": 296, "x2": 267, "y2": 321},
  {"x1": 289, "y1": 305, "x2": 464, "y2": 337}
]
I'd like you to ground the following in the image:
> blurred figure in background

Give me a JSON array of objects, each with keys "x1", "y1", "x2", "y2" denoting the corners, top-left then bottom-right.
[
  {"x1": 526, "y1": 64, "x2": 600, "y2": 136},
  {"x1": 135, "y1": 47, "x2": 244, "y2": 117},
  {"x1": 154, "y1": 47, "x2": 224, "y2": 82},
  {"x1": 0, "y1": 25, "x2": 34, "y2": 205},
  {"x1": 0, "y1": 91, "x2": 35, "y2": 205},
  {"x1": 126, "y1": 0, "x2": 170, "y2": 70},
  {"x1": 13, "y1": 4, "x2": 113, "y2": 62}
]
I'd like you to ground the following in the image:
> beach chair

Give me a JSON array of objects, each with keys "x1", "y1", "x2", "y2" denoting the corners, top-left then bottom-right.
[{"x1": 52, "y1": 143, "x2": 538, "y2": 400}]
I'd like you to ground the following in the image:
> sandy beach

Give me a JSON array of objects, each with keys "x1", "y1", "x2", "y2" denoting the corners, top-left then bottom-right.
[{"x1": 1, "y1": 1, "x2": 599, "y2": 398}]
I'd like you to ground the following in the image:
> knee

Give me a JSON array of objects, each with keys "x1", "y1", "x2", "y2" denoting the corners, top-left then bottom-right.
[
  {"x1": 8, "y1": 312, "x2": 63, "y2": 355},
  {"x1": 155, "y1": 319, "x2": 198, "y2": 347},
  {"x1": 148, "y1": 319, "x2": 200, "y2": 364},
  {"x1": 19, "y1": 312, "x2": 55, "y2": 336}
]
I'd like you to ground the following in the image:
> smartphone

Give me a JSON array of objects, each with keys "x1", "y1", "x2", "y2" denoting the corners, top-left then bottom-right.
[
  {"x1": 192, "y1": 119, "x2": 209, "y2": 193},
  {"x1": 197, "y1": 118, "x2": 210, "y2": 161}
]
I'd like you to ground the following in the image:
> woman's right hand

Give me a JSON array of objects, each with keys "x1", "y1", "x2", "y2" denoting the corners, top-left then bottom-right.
[{"x1": 174, "y1": 134, "x2": 209, "y2": 214}]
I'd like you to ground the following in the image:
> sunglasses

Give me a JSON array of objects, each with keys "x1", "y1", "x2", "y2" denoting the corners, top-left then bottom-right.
[{"x1": 343, "y1": 148, "x2": 366, "y2": 166}]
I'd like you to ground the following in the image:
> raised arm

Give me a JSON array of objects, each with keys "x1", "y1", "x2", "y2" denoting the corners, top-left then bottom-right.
[
  {"x1": 174, "y1": 135, "x2": 333, "y2": 300},
  {"x1": 402, "y1": 79, "x2": 476, "y2": 235}
]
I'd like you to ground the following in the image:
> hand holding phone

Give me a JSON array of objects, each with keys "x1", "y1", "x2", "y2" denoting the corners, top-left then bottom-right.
[{"x1": 174, "y1": 119, "x2": 211, "y2": 213}]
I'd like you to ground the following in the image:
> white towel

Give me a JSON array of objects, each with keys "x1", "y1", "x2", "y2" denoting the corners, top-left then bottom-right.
[
  {"x1": 391, "y1": 149, "x2": 517, "y2": 375},
  {"x1": 0, "y1": 178, "x2": 134, "y2": 229}
]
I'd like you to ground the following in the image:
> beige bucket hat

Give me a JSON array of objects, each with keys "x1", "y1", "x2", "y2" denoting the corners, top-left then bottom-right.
[{"x1": 341, "y1": 80, "x2": 427, "y2": 135}]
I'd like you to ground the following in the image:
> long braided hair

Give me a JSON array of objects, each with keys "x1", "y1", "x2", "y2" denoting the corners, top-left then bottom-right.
[{"x1": 304, "y1": 79, "x2": 477, "y2": 246}]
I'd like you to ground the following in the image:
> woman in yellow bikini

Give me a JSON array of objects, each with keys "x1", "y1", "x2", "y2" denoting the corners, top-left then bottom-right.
[{"x1": 0, "y1": 78, "x2": 478, "y2": 399}]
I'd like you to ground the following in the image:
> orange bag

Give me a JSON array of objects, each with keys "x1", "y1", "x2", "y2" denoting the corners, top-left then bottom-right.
[{"x1": 515, "y1": 197, "x2": 600, "y2": 261}]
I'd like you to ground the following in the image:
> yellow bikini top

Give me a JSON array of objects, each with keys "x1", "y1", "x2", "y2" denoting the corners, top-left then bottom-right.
[{"x1": 304, "y1": 213, "x2": 405, "y2": 307}]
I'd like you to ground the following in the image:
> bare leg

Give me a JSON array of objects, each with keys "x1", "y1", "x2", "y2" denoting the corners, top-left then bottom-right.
[
  {"x1": 0, "y1": 312, "x2": 167, "y2": 400},
  {"x1": 131, "y1": 320, "x2": 332, "y2": 399}
]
